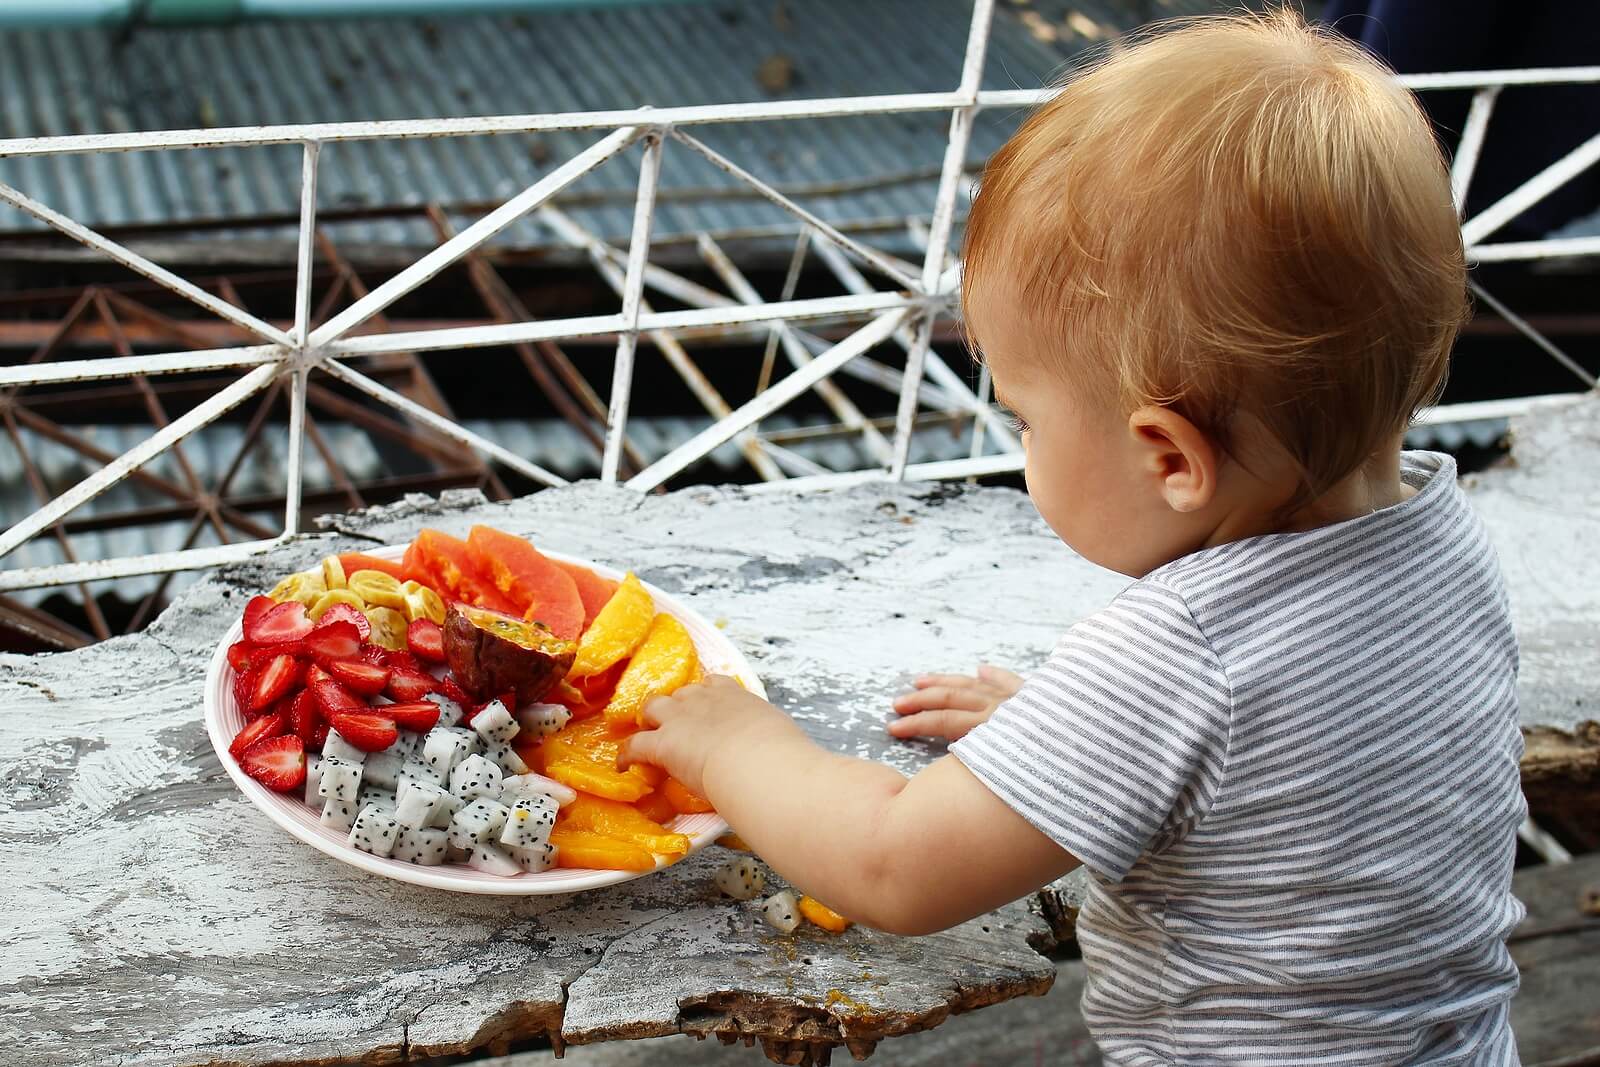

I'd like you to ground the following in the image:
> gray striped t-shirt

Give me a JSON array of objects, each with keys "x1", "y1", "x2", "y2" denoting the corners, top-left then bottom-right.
[{"x1": 951, "y1": 451, "x2": 1526, "y2": 1065}]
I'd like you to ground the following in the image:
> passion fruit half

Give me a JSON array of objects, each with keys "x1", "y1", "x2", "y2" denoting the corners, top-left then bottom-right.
[{"x1": 443, "y1": 603, "x2": 576, "y2": 703}]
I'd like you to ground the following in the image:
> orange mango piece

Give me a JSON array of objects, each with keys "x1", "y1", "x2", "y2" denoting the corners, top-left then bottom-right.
[
  {"x1": 570, "y1": 573, "x2": 653, "y2": 678},
  {"x1": 798, "y1": 896, "x2": 853, "y2": 933},
  {"x1": 550, "y1": 828, "x2": 656, "y2": 871},
  {"x1": 634, "y1": 791, "x2": 679, "y2": 826},
  {"x1": 559, "y1": 795, "x2": 689, "y2": 855},
  {"x1": 545, "y1": 758, "x2": 656, "y2": 803},
  {"x1": 661, "y1": 776, "x2": 715, "y2": 814},
  {"x1": 602, "y1": 612, "x2": 699, "y2": 733}
]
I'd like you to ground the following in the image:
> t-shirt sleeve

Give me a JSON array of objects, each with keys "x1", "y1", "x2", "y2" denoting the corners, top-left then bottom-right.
[{"x1": 949, "y1": 580, "x2": 1232, "y2": 883}]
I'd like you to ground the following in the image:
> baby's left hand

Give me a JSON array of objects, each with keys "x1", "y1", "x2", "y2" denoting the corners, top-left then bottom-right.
[{"x1": 616, "y1": 675, "x2": 801, "y2": 799}]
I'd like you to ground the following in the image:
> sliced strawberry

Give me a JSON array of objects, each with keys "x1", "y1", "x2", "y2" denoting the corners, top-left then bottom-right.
[
  {"x1": 373, "y1": 700, "x2": 441, "y2": 733},
  {"x1": 328, "y1": 711, "x2": 398, "y2": 752},
  {"x1": 326, "y1": 658, "x2": 390, "y2": 696},
  {"x1": 242, "y1": 595, "x2": 275, "y2": 635},
  {"x1": 287, "y1": 689, "x2": 322, "y2": 751},
  {"x1": 301, "y1": 620, "x2": 363, "y2": 664},
  {"x1": 247, "y1": 600, "x2": 314, "y2": 646},
  {"x1": 229, "y1": 711, "x2": 286, "y2": 759},
  {"x1": 310, "y1": 677, "x2": 366, "y2": 719},
  {"x1": 226, "y1": 640, "x2": 259, "y2": 673},
  {"x1": 316, "y1": 602, "x2": 371, "y2": 641},
  {"x1": 439, "y1": 673, "x2": 484, "y2": 712},
  {"x1": 232, "y1": 664, "x2": 259, "y2": 713},
  {"x1": 362, "y1": 644, "x2": 421, "y2": 673},
  {"x1": 249, "y1": 654, "x2": 305, "y2": 712},
  {"x1": 405, "y1": 618, "x2": 446, "y2": 663},
  {"x1": 239, "y1": 734, "x2": 306, "y2": 793},
  {"x1": 385, "y1": 668, "x2": 439, "y2": 703},
  {"x1": 305, "y1": 663, "x2": 334, "y2": 689}
]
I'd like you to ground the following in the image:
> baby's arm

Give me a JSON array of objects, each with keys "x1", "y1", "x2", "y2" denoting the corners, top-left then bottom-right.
[{"x1": 619, "y1": 676, "x2": 1079, "y2": 936}]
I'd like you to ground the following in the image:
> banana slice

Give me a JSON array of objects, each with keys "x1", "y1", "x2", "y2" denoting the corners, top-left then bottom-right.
[
  {"x1": 364, "y1": 606, "x2": 409, "y2": 651},
  {"x1": 400, "y1": 579, "x2": 447, "y2": 625},
  {"x1": 348, "y1": 569, "x2": 405, "y2": 611},
  {"x1": 308, "y1": 588, "x2": 365, "y2": 622},
  {"x1": 320, "y1": 555, "x2": 347, "y2": 592},
  {"x1": 268, "y1": 570, "x2": 326, "y2": 606}
]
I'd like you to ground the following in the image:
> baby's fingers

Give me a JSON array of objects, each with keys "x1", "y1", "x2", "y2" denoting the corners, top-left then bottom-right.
[
  {"x1": 887, "y1": 709, "x2": 986, "y2": 741},
  {"x1": 977, "y1": 663, "x2": 1024, "y2": 692},
  {"x1": 892, "y1": 685, "x2": 994, "y2": 715},
  {"x1": 912, "y1": 672, "x2": 986, "y2": 691}
]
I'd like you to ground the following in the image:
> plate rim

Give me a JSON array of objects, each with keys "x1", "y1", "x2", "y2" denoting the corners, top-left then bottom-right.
[{"x1": 203, "y1": 542, "x2": 759, "y2": 895}]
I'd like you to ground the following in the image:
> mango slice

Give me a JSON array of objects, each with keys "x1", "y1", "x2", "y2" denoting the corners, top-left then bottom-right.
[
  {"x1": 570, "y1": 573, "x2": 654, "y2": 677},
  {"x1": 559, "y1": 795, "x2": 689, "y2": 856},
  {"x1": 602, "y1": 612, "x2": 699, "y2": 732},
  {"x1": 661, "y1": 776, "x2": 715, "y2": 814},
  {"x1": 550, "y1": 828, "x2": 657, "y2": 871},
  {"x1": 544, "y1": 759, "x2": 657, "y2": 803},
  {"x1": 798, "y1": 896, "x2": 853, "y2": 933}
]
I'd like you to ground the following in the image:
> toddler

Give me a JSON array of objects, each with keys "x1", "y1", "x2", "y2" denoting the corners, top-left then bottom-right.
[{"x1": 620, "y1": 11, "x2": 1526, "y2": 1064}]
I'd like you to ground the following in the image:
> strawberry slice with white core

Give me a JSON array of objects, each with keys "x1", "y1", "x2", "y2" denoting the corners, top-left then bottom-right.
[
  {"x1": 240, "y1": 734, "x2": 306, "y2": 792},
  {"x1": 386, "y1": 668, "x2": 438, "y2": 703},
  {"x1": 229, "y1": 710, "x2": 287, "y2": 759},
  {"x1": 316, "y1": 602, "x2": 371, "y2": 641},
  {"x1": 246, "y1": 600, "x2": 313, "y2": 646},
  {"x1": 249, "y1": 654, "x2": 305, "y2": 712},
  {"x1": 302, "y1": 619, "x2": 363, "y2": 664},
  {"x1": 374, "y1": 701, "x2": 441, "y2": 733},
  {"x1": 326, "y1": 658, "x2": 390, "y2": 696},
  {"x1": 405, "y1": 618, "x2": 446, "y2": 663},
  {"x1": 287, "y1": 689, "x2": 323, "y2": 751},
  {"x1": 242, "y1": 595, "x2": 275, "y2": 635},
  {"x1": 310, "y1": 677, "x2": 366, "y2": 719},
  {"x1": 226, "y1": 640, "x2": 258, "y2": 673},
  {"x1": 328, "y1": 712, "x2": 398, "y2": 752}
]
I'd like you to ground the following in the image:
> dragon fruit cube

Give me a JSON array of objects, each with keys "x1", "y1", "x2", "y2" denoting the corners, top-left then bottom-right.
[
  {"x1": 501, "y1": 773, "x2": 577, "y2": 807},
  {"x1": 362, "y1": 750, "x2": 404, "y2": 791},
  {"x1": 483, "y1": 741, "x2": 529, "y2": 777},
  {"x1": 425, "y1": 691, "x2": 464, "y2": 728},
  {"x1": 395, "y1": 781, "x2": 452, "y2": 830},
  {"x1": 714, "y1": 857, "x2": 767, "y2": 901},
  {"x1": 507, "y1": 841, "x2": 558, "y2": 873},
  {"x1": 762, "y1": 890, "x2": 801, "y2": 934},
  {"x1": 466, "y1": 842, "x2": 522, "y2": 877},
  {"x1": 358, "y1": 785, "x2": 397, "y2": 812},
  {"x1": 448, "y1": 753, "x2": 502, "y2": 802},
  {"x1": 472, "y1": 700, "x2": 519, "y2": 745},
  {"x1": 516, "y1": 703, "x2": 571, "y2": 737},
  {"x1": 427, "y1": 791, "x2": 465, "y2": 830},
  {"x1": 397, "y1": 757, "x2": 443, "y2": 796},
  {"x1": 347, "y1": 804, "x2": 400, "y2": 857},
  {"x1": 393, "y1": 826, "x2": 450, "y2": 866},
  {"x1": 317, "y1": 756, "x2": 362, "y2": 803},
  {"x1": 423, "y1": 726, "x2": 476, "y2": 776},
  {"x1": 303, "y1": 754, "x2": 323, "y2": 806},
  {"x1": 389, "y1": 729, "x2": 424, "y2": 762},
  {"x1": 499, "y1": 796, "x2": 557, "y2": 849},
  {"x1": 448, "y1": 797, "x2": 511, "y2": 850},
  {"x1": 322, "y1": 731, "x2": 368, "y2": 765},
  {"x1": 320, "y1": 795, "x2": 359, "y2": 832}
]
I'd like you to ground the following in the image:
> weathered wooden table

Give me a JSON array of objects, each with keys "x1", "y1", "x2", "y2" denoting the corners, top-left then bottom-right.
[{"x1": 3, "y1": 395, "x2": 1596, "y2": 1067}]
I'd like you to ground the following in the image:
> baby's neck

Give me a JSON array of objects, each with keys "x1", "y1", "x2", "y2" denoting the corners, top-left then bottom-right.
[{"x1": 1200, "y1": 448, "x2": 1413, "y2": 550}]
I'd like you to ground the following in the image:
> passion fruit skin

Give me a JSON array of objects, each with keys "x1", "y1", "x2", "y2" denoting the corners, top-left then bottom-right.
[{"x1": 443, "y1": 604, "x2": 576, "y2": 703}]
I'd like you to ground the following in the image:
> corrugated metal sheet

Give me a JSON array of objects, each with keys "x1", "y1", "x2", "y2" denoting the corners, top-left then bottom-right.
[{"x1": 0, "y1": 0, "x2": 1222, "y2": 250}]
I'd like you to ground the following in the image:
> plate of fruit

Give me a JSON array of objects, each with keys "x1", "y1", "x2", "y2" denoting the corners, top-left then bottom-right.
[{"x1": 204, "y1": 524, "x2": 765, "y2": 894}]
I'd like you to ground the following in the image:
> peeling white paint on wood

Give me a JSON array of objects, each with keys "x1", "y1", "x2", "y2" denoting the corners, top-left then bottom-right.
[{"x1": 1, "y1": 400, "x2": 1595, "y2": 1065}]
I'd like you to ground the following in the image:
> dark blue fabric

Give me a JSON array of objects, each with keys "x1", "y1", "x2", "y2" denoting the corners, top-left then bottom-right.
[{"x1": 1324, "y1": 1, "x2": 1599, "y2": 239}]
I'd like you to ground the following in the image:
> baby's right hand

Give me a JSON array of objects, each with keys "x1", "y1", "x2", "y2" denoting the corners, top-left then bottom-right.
[{"x1": 888, "y1": 664, "x2": 1024, "y2": 742}]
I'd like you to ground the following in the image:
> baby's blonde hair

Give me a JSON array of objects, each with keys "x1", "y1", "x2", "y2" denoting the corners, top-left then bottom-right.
[{"x1": 962, "y1": 8, "x2": 1467, "y2": 501}]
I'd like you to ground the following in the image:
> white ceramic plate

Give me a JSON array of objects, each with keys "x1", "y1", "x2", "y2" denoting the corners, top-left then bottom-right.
[{"x1": 203, "y1": 543, "x2": 764, "y2": 895}]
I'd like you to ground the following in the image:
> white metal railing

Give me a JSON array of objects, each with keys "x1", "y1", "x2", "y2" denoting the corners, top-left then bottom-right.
[{"x1": 0, "y1": 0, "x2": 1595, "y2": 595}]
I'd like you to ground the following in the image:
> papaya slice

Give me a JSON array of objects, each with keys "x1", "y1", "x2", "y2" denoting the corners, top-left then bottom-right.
[
  {"x1": 602, "y1": 613, "x2": 699, "y2": 733},
  {"x1": 661, "y1": 776, "x2": 715, "y2": 815},
  {"x1": 559, "y1": 795, "x2": 689, "y2": 855},
  {"x1": 556, "y1": 560, "x2": 619, "y2": 632},
  {"x1": 337, "y1": 552, "x2": 407, "y2": 583},
  {"x1": 404, "y1": 529, "x2": 519, "y2": 615},
  {"x1": 550, "y1": 828, "x2": 657, "y2": 871},
  {"x1": 465, "y1": 526, "x2": 584, "y2": 641},
  {"x1": 570, "y1": 573, "x2": 653, "y2": 678}
]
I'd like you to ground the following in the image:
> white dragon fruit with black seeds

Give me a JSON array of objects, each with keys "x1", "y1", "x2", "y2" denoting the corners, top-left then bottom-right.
[
  {"x1": 448, "y1": 797, "x2": 511, "y2": 850},
  {"x1": 424, "y1": 691, "x2": 464, "y2": 728},
  {"x1": 501, "y1": 773, "x2": 577, "y2": 807},
  {"x1": 347, "y1": 805, "x2": 400, "y2": 857},
  {"x1": 392, "y1": 826, "x2": 449, "y2": 866},
  {"x1": 482, "y1": 741, "x2": 528, "y2": 776},
  {"x1": 762, "y1": 890, "x2": 801, "y2": 934},
  {"x1": 303, "y1": 754, "x2": 323, "y2": 806},
  {"x1": 499, "y1": 796, "x2": 557, "y2": 849},
  {"x1": 322, "y1": 731, "x2": 368, "y2": 765},
  {"x1": 507, "y1": 841, "x2": 558, "y2": 873},
  {"x1": 466, "y1": 842, "x2": 522, "y2": 876},
  {"x1": 397, "y1": 757, "x2": 443, "y2": 796},
  {"x1": 714, "y1": 857, "x2": 766, "y2": 901},
  {"x1": 317, "y1": 756, "x2": 362, "y2": 803},
  {"x1": 389, "y1": 729, "x2": 424, "y2": 761},
  {"x1": 427, "y1": 790, "x2": 465, "y2": 830},
  {"x1": 362, "y1": 750, "x2": 404, "y2": 791},
  {"x1": 423, "y1": 726, "x2": 476, "y2": 776},
  {"x1": 471, "y1": 700, "x2": 519, "y2": 745},
  {"x1": 448, "y1": 753, "x2": 502, "y2": 802},
  {"x1": 395, "y1": 781, "x2": 452, "y2": 830},
  {"x1": 515, "y1": 703, "x2": 571, "y2": 737},
  {"x1": 358, "y1": 785, "x2": 397, "y2": 812},
  {"x1": 320, "y1": 795, "x2": 359, "y2": 832}
]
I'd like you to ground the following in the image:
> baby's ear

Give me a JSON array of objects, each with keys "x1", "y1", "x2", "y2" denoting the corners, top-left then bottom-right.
[{"x1": 1127, "y1": 406, "x2": 1219, "y2": 514}]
